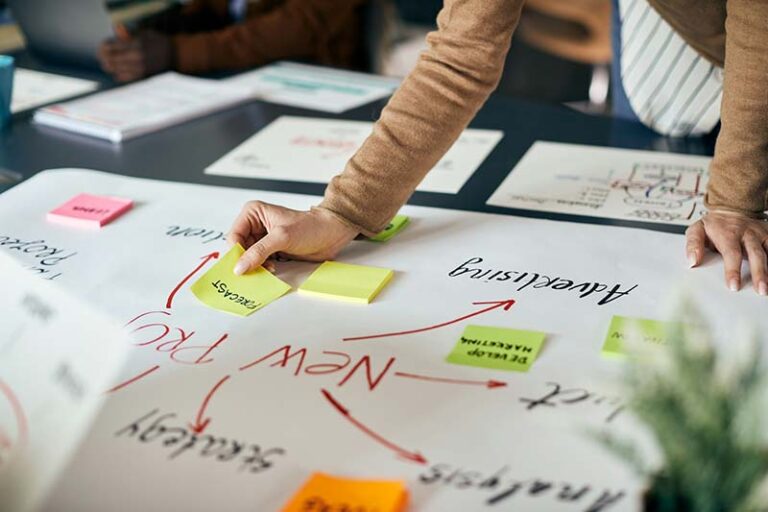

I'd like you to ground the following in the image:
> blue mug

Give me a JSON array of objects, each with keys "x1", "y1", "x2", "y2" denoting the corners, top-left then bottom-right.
[{"x1": 0, "y1": 55, "x2": 14, "y2": 129}]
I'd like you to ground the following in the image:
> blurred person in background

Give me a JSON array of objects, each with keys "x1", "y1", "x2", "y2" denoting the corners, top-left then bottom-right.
[{"x1": 98, "y1": 0, "x2": 368, "y2": 82}]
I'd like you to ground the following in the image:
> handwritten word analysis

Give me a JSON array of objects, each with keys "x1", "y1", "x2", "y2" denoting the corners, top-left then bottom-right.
[{"x1": 419, "y1": 464, "x2": 626, "y2": 511}]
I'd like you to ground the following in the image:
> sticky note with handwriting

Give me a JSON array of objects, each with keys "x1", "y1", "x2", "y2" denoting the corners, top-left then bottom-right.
[
  {"x1": 190, "y1": 244, "x2": 291, "y2": 316},
  {"x1": 298, "y1": 261, "x2": 393, "y2": 304},
  {"x1": 446, "y1": 324, "x2": 546, "y2": 372},
  {"x1": 47, "y1": 193, "x2": 133, "y2": 228},
  {"x1": 280, "y1": 472, "x2": 408, "y2": 512},
  {"x1": 602, "y1": 315, "x2": 675, "y2": 357},
  {"x1": 369, "y1": 214, "x2": 410, "y2": 242}
]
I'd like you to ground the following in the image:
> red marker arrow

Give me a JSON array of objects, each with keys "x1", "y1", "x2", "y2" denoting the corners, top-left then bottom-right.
[
  {"x1": 166, "y1": 251, "x2": 220, "y2": 309},
  {"x1": 343, "y1": 299, "x2": 516, "y2": 342},
  {"x1": 189, "y1": 375, "x2": 230, "y2": 434},
  {"x1": 0, "y1": 378, "x2": 27, "y2": 446},
  {"x1": 394, "y1": 371, "x2": 507, "y2": 389},
  {"x1": 321, "y1": 388, "x2": 427, "y2": 465}
]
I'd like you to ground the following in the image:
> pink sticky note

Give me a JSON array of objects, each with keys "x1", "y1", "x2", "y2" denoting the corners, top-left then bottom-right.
[{"x1": 47, "y1": 193, "x2": 133, "y2": 228}]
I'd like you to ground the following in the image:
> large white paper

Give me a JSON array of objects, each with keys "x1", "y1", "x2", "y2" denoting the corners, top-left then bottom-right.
[
  {"x1": 0, "y1": 252, "x2": 128, "y2": 512},
  {"x1": 487, "y1": 141, "x2": 711, "y2": 225},
  {"x1": 33, "y1": 72, "x2": 252, "y2": 143},
  {"x1": 206, "y1": 116, "x2": 504, "y2": 194},
  {"x1": 226, "y1": 61, "x2": 400, "y2": 113},
  {"x1": 11, "y1": 69, "x2": 99, "y2": 114},
  {"x1": 0, "y1": 169, "x2": 764, "y2": 512}
]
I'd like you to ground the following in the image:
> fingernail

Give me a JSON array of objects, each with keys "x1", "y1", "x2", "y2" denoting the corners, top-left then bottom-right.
[
  {"x1": 687, "y1": 252, "x2": 697, "y2": 268},
  {"x1": 729, "y1": 279, "x2": 740, "y2": 292},
  {"x1": 759, "y1": 282, "x2": 768, "y2": 296},
  {"x1": 233, "y1": 261, "x2": 247, "y2": 276}
]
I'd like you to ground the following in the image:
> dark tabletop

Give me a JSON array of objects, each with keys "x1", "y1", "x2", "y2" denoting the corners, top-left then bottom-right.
[{"x1": 0, "y1": 50, "x2": 717, "y2": 234}]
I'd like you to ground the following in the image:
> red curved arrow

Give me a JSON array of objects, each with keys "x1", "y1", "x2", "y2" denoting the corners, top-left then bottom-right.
[
  {"x1": 166, "y1": 251, "x2": 220, "y2": 309},
  {"x1": 321, "y1": 388, "x2": 427, "y2": 465},
  {"x1": 0, "y1": 378, "x2": 27, "y2": 446},
  {"x1": 189, "y1": 375, "x2": 230, "y2": 434},
  {"x1": 394, "y1": 371, "x2": 507, "y2": 389},
  {"x1": 343, "y1": 299, "x2": 516, "y2": 342}
]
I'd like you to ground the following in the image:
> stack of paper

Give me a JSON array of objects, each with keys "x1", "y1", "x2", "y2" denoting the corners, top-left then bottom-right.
[
  {"x1": 226, "y1": 61, "x2": 400, "y2": 113},
  {"x1": 34, "y1": 72, "x2": 252, "y2": 142},
  {"x1": 11, "y1": 69, "x2": 99, "y2": 114}
]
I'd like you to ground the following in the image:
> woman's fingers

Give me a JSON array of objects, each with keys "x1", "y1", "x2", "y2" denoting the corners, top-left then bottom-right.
[
  {"x1": 684, "y1": 221, "x2": 706, "y2": 267},
  {"x1": 226, "y1": 201, "x2": 268, "y2": 248},
  {"x1": 234, "y1": 230, "x2": 288, "y2": 275},
  {"x1": 716, "y1": 239, "x2": 744, "y2": 292},
  {"x1": 744, "y1": 233, "x2": 768, "y2": 295}
]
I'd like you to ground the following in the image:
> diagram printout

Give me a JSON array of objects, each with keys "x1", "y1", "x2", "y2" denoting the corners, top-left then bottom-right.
[{"x1": 487, "y1": 142, "x2": 711, "y2": 226}]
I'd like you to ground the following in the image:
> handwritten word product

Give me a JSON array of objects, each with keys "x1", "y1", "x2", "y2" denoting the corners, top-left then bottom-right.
[
  {"x1": 280, "y1": 472, "x2": 408, "y2": 512},
  {"x1": 446, "y1": 325, "x2": 546, "y2": 372},
  {"x1": 487, "y1": 141, "x2": 711, "y2": 226},
  {"x1": 602, "y1": 315, "x2": 674, "y2": 357},
  {"x1": 369, "y1": 214, "x2": 410, "y2": 242},
  {"x1": 46, "y1": 193, "x2": 133, "y2": 228},
  {"x1": 190, "y1": 244, "x2": 291, "y2": 316},
  {"x1": 299, "y1": 261, "x2": 393, "y2": 304}
]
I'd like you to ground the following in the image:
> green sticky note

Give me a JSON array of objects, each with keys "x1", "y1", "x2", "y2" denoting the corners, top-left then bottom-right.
[
  {"x1": 446, "y1": 325, "x2": 546, "y2": 372},
  {"x1": 369, "y1": 215, "x2": 410, "y2": 242},
  {"x1": 298, "y1": 261, "x2": 393, "y2": 304},
  {"x1": 190, "y1": 244, "x2": 291, "y2": 316},
  {"x1": 602, "y1": 315, "x2": 676, "y2": 357}
]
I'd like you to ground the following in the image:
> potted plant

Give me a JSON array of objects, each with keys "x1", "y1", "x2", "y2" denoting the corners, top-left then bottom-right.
[{"x1": 594, "y1": 302, "x2": 768, "y2": 512}]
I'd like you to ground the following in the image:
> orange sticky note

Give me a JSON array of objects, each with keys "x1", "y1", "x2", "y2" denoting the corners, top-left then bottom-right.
[{"x1": 281, "y1": 472, "x2": 408, "y2": 512}]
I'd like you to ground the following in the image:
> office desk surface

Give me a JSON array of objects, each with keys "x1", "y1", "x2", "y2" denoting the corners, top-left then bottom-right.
[{"x1": 0, "y1": 56, "x2": 717, "y2": 234}]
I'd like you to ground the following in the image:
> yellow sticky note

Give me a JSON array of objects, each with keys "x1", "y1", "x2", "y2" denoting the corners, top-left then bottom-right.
[
  {"x1": 298, "y1": 261, "x2": 393, "y2": 304},
  {"x1": 602, "y1": 315, "x2": 677, "y2": 357},
  {"x1": 281, "y1": 472, "x2": 408, "y2": 512},
  {"x1": 369, "y1": 214, "x2": 410, "y2": 242},
  {"x1": 446, "y1": 325, "x2": 546, "y2": 372},
  {"x1": 190, "y1": 244, "x2": 291, "y2": 316}
]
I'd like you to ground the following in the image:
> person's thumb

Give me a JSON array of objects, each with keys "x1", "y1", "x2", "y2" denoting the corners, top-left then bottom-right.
[{"x1": 233, "y1": 231, "x2": 287, "y2": 275}]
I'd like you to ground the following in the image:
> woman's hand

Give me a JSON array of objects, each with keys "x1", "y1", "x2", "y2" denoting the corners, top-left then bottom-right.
[
  {"x1": 226, "y1": 201, "x2": 359, "y2": 275},
  {"x1": 686, "y1": 211, "x2": 768, "y2": 295},
  {"x1": 98, "y1": 30, "x2": 173, "y2": 83}
]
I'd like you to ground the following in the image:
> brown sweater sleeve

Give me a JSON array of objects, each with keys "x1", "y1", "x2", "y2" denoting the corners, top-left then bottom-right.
[
  {"x1": 704, "y1": 0, "x2": 768, "y2": 217},
  {"x1": 173, "y1": 0, "x2": 365, "y2": 74},
  {"x1": 318, "y1": 0, "x2": 525, "y2": 235}
]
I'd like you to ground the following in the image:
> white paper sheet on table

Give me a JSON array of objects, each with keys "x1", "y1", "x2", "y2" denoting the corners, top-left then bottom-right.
[
  {"x1": 33, "y1": 72, "x2": 252, "y2": 143},
  {"x1": 11, "y1": 69, "x2": 99, "y2": 114},
  {"x1": 225, "y1": 62, "x2": 400, "y2": 113},
  {"x1": 0, "y1": 252, "x2": 129, "y2": 512},
  {"x1": 205, "y1": 116, "x2": 504, "y2": 194},
  {"x1": 0, "y1": 169, "x2": 766, "y2": 512},
  {"x1": 487, "y1": 141, "x2": 711, "y2": 226}
]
